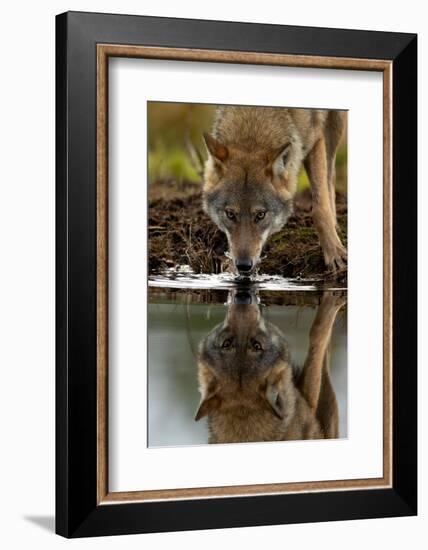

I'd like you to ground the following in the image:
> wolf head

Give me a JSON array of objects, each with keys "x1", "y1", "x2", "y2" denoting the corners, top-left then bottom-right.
[
  {"x1": 195, "y1": 291, "x2": 295, "y2": 433},
  {"x1": 202, "y1": 133, "x2": 300, "y2": 275}
]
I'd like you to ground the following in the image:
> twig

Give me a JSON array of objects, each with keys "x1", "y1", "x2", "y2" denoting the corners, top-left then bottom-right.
[{"x1": 185, "y1": 131, "x2": 205, "y2": 178}]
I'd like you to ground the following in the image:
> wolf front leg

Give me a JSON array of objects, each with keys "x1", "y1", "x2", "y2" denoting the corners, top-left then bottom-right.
[
  {"x1": 304, "y1": 138, "x2": 347, "y2": 271},
  {"x1": 297, "y1": 292, "x2": 345, "y2": 418}
]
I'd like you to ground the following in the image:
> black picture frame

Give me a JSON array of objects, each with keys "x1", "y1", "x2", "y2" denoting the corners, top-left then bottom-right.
[{"x1": 56, "y1": 10, "x2": 417, "y2": 538}]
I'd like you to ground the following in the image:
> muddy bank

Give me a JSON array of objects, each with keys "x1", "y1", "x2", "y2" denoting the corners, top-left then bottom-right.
[{"x1": 149, "y1": 182, "x2": 347, "y2": 284}]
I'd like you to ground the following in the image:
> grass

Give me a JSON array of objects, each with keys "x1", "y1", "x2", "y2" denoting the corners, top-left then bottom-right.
[{"x1": 149, "y1": 147, "x2": 201, "y2": 183}]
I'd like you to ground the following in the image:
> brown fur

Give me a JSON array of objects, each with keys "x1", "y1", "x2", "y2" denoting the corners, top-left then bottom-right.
[
  {"x1": 195, "y1": 291, "x2": 345, "y2": 443},
  {"x1": 203, "y1": 106, "x2": 347, "y2": 273}
]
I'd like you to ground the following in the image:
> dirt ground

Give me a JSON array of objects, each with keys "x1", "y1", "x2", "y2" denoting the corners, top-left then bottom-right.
[{"x1": 148, "y1": 181, "x2": 347, "y2": 285}]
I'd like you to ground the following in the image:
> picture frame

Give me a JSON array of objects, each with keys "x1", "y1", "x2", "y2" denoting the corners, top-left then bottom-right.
[{"x1": 56, "y1": 11, "x2": 417, "y2": 538}]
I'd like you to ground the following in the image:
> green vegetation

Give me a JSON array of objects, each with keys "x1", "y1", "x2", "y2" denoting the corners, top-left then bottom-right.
[
  {"x1": 148, "y1": 102, "x2": 214, "y2": 183},
  {"x1": 148, "y1": 147, "x2": 200, "y2": 182}
]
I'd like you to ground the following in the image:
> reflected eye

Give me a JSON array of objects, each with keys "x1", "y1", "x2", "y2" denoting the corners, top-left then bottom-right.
[
  {"x1": 221, "y1": 338, "x2": 233, "y2": 349},
  {"x1": 255, "y1": 211, "x2": 266, "y2": 222},
  {"x1": 225, "y1": 209, "x2": 237, "y2": 221},
  {"x1": 251, "y1": 339, "x2": 263, "y2": 351}
]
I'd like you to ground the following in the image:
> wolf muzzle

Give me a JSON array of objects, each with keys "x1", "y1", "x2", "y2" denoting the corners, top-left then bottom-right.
[{"x1": 235, "y1": 258, "x2": 253, "y2": 274}]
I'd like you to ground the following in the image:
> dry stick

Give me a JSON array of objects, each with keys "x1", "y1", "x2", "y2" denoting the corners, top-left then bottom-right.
[
  {"x1": 184, "y1": 292, "x2": 198, "y2": 360},
  {"x1": 185, "y1": 132, "x2": 205, "y2": 179}
]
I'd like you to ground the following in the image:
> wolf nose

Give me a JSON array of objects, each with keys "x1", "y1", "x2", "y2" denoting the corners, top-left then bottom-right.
[
  {"x1": 234, "y1": 291, "x2": 253, "y2": 305},
  {"x1": 235, "y1": 259, "x2": 253, "y2": 273}
]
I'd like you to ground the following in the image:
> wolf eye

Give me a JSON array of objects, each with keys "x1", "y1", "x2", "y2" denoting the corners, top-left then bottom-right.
[
  {"x1": 225, "y1": 209, "x2": 237, "y2": 221},
  {"x1": 251, "y1": 339, "x2": 263, "y2": 351},
  {"x1": 221, "y1": 338, "x2": 233, "y2": 349},
  {"x1": 255, "y1": 211, "x2": 266, "y2": 222}
]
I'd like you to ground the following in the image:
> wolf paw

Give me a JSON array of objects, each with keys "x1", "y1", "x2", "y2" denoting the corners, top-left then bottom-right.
[{"x1": 324, "y1": 244, "x2": 347, "y2": 274}]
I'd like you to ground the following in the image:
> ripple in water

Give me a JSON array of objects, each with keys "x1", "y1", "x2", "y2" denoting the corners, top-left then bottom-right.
[{"x1": 149, "y1": 266, "x2": 346, "y2": 292}]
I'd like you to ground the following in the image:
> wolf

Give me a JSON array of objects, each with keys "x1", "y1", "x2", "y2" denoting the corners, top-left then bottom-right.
[
  {"x1": 202, "y1": 106, "x2": 347, "y2": 275},
  {"x1": 195, "y1": 291, "x2": 345, "y2": 443}
]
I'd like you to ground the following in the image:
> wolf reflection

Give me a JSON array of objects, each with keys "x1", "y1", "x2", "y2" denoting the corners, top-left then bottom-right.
[{"x1": 195, "y1": 290, "x2": 346, "y2": 444}]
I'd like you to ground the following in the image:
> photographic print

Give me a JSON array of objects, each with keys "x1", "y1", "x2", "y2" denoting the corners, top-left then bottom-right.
[
  {"x1": 148, "y1": 102, "x2": 348, "y2": 447},
  {"x1": 57, "y1": 13, "x2": 417, "y2": 536}
]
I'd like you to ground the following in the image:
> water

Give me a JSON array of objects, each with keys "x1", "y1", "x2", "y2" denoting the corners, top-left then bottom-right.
[
  {"x1": 148, "y1": 280, "x2": 347, "y2": 447},
  {"x1": 149, "y1": 265, "x2": 346, "y2": 292}
]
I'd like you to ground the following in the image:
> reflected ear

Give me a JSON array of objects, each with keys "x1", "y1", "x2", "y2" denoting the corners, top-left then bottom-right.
[
  {"x1": 203, "y1": 132, "x2": 229, "y2": 162},
  {"x1": 195, "y1": 365, "x2": 220, "y2": 421},
  {"x1": 194, "y1": 394, "x2": 221, "y2": 421},
  {"x1": 264, "y1": 366, "x2": 286, "y2": 419},
  {"x1": 265, "y1": 384, "x2": 285, "y2": 419},
  {"x1": 271, "y1": 142, "x2": 291, "y2": 176}
]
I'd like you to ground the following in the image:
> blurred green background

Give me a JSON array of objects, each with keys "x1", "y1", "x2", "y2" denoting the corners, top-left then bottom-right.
[{"x1": 148, "y1": 101, "x2": 347, "y2": 192}]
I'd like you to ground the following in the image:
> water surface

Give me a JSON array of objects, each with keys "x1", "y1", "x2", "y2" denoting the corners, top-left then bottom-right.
[{"x1": 148, "y1": 285, "x2": 347, "y2": 447}]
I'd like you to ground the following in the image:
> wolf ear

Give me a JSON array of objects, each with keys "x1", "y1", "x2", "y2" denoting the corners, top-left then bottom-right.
[
  {"x1": 203, "y1": 132, "x2": 229, "y2": 162},
  {"x1": 195, "y1": 369, "x2": 220, "y2": 421},
  {"x1": 264, "y1": 367, "x2": 286, "y2": 419},
  {"x1": 194, "y1": 394, "x2": 221, "y2": 421},
  {"x1": 271, "y1": 142, "x2": 291, "y2": 176},
  {"x1": 265, "y1": 385, "x2": 285, "y2": 419}
]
